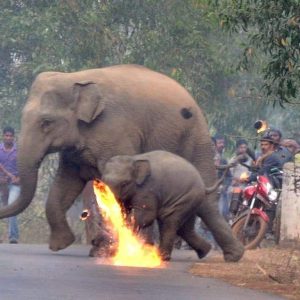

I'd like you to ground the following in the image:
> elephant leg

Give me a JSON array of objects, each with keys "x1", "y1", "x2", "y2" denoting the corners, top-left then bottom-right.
[
  {"x1": 177, "y1": 216, "x2": 211, "y2": 259},
  {"x1": 157, "y1": 218, "x2": 178, "y2": 261},
  {"x1": 46, "y1": 162, "x2": 85, "y2": 251},
  {"x1": 197, "y1": 201, "x2": 244, "y2": 262}
]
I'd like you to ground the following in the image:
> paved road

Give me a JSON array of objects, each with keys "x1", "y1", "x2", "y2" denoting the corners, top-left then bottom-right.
[{"x1": 0, "y1": 244, "x2": 283, "y2": 300}]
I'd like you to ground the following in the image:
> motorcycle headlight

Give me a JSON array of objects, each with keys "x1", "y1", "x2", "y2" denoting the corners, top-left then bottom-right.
[
  {"x1": 265, "y1": 182, "x2": 272, "y2": 194},
  {"x1": 268, "y1": 189, "x2": 278, "y2": 202}
]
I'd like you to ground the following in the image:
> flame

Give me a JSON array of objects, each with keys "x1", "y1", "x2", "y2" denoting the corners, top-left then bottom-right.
[
  {"x1": 240, "y1": 172, "x2": 249, "y2": 181},
  {"x1": 257, "y1": 120, "x2": 268, "y2": 133},
  {"x1": 93, "y1": 180, "x2": 162, "y2": 268}
]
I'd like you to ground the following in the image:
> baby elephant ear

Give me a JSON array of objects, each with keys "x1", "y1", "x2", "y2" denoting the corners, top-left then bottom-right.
[
  {"x1": 134, "y1": 160, "x2": 151, "y2": 186},
  {"x1": 73, "y1": 81, "x2": 105, "y2": 123}
]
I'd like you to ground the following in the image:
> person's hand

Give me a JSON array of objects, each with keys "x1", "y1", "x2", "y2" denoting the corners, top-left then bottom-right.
[
  {"x1": 239, "y1": 172, "x2": 249, "y2": 183},
  {"x1": 214, "y1": 160, "x2": 221, "y2": 167},
  {"x1": 11, "y1": 176, "x2": 20, "y2": 185},
  {"x1": 239, "y1": 177, "x2": 249, "y2": 183},
  {"x1": 255, "y1": 157, "x2": 262, "y2": 167}
]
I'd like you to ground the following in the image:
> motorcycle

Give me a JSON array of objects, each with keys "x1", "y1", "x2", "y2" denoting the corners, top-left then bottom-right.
[{"x1": 230, "y1": 167, "x2": 282, "y2": 250}]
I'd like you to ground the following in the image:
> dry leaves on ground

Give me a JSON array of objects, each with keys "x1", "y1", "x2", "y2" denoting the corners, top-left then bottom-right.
[{"x1": 190, "y1": 247, "x2": 300, "y2": 300}]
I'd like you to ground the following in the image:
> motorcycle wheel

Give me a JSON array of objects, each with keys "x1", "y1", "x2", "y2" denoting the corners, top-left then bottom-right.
[{"x1": 232, "y1": 214, "x2": 268, "y2": 250}]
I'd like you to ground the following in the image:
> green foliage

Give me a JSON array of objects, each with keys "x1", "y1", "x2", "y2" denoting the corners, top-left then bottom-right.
[
  {"x1": 209, "y1": 0, "x2": 300, "y2": 106},
  {"x1": 0, "y1": 0, "x2": 230, "y2": 130},
  {"x1": 0, "y1": 0, "x2": 115, "y2": 131}
]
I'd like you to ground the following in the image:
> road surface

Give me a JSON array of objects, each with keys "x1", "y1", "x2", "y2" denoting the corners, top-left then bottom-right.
[{"x1": 0, "y1": 244, "x2": 283, "y2": 300}]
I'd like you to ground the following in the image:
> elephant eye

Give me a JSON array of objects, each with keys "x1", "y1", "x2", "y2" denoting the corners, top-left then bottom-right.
[{"x1": 40, "y1": 119, "x2": 54, "y2": 132}]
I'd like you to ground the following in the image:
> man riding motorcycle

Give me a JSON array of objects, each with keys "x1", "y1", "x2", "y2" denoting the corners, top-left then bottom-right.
[
  {"x1": 245, "y1": 131, "x2": 283, "y2": 187},
  {"x1": 239, "y1": 131, "x2": 283, "y2": 239}
]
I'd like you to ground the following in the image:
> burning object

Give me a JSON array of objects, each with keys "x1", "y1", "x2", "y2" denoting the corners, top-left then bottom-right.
[
  {"x1": 80, "y1": 209, "x2": 90, "y2": 221},
  {"x1": 254, "y1": 120, "x2": 269, "y2": 133},
  {"x1": 82, "y1": 180, "x2": 162, "y2": 268},
  {"x1": 80, "y1": 208, "x2": 117, "y2": 257}
]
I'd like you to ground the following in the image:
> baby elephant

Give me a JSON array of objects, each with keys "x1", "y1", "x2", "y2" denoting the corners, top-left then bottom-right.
[{"x1": 101, "y1": 150, "x2": 226, "y2": 261}]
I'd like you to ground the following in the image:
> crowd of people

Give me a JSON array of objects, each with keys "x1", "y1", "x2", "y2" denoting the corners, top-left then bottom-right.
[{"x1": 211, "y1": 128, "x2": 299, "y2": 240}]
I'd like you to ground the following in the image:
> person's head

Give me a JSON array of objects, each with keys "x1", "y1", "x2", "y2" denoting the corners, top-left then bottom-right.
[
  {"x1": 2, "y1": 126, "x2": 15, "y2": 148},
  {"x1": 281, "y1": 139, "x2": 300, "y2": 155},
  {"x1": 260, "y1": 131, "x2": 276, "y2": 154},
  {"x1": 235, "y1": 139, "x2": 248, "y2": 155},
  {"x1": 269, "y1": 128, "x2": 282, "y2": 144},
  {"x1": 213, "y1": 133, "x2": 225, "y2": 154}
]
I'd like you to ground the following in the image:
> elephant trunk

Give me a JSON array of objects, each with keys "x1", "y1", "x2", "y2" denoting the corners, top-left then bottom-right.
[{"x1": 0, "y1": 149, "x2": 41, "y2": 219}]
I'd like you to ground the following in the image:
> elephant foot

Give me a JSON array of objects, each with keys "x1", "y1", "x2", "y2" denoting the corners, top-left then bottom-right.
[
  {"x1": 196, "y1": 243, "x2": 212, "y2": 259},
  {"x1": 159, "y1": 249, "x2": 172, "y2": 261},
  {"x1": 223, "y1": 243, "x2": 245, "y2": 262},
  {"x1": 161, "y1": 254, "x2": 171, "y2": 261},
  {"x1": 89, "y1": 244, "x2": 117, "y2": 257},
  {"x1": 89, "y1": 234, "x2": 117, "y2": 257},
  {"x1": 49, "y1": 230, "x2": 75, "y2": 251}
]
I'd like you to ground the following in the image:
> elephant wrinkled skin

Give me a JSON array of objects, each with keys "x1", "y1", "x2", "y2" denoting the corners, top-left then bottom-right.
[{"x1": 0, "y1": 64, "x2": 243, "y2": 261}]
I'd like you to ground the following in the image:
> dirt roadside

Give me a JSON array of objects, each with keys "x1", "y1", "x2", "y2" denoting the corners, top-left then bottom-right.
[{"x1": 190, "y1": 246, "x2": 300, "y2": 300}]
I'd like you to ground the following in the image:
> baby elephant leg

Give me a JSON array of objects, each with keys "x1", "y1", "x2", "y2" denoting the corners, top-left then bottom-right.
[
  {"x1": 158, "y1": 219, "x2": 178, "y2": 261},
  {"x1": 177, "y1": 216, "x2": 212, "y2": 259}
]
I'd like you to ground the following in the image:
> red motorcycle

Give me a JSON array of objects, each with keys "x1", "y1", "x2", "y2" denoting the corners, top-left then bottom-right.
[{"x1": 230, "y1": 171, "x2": 282, "y2": 249}]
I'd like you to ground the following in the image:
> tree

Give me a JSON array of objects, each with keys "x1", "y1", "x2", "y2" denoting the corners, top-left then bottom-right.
[
  {"x1": 0, "y1": 0, "x2": 117, "y2": 131},
  {"x1": 209, "y1": 0, "x2": 300, "y2": 106},
  {"x1": 0, "y1": 0, "x2": 228, "y2": 130}
]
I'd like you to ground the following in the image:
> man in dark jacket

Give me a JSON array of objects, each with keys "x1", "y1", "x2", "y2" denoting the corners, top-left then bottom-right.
[
  {"x1": 243, "y1": 131, "x2": 283, "y2": 240},
  {"x1": 247, "y1": 131, "x2": 283, "y2": 187},
  {"x1": 269, "y1": 128, "x2": 293, "y2": 165}
]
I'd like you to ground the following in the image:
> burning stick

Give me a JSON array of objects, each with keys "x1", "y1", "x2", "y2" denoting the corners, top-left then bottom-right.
[
  {"x1": 80, "y1": 209, "x2": 90, "y2": 221},
  {"x1": 92, "y1": 180, "x2": 162, "y2": 268},
  {"x1": 80, "y1": 207, "x2": 117, "y2": 258}
]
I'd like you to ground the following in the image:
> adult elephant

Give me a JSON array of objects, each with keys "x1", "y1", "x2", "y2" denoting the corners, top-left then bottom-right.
[{"x1": 0, "y1": 64, "x2": 243, "y2": 261}]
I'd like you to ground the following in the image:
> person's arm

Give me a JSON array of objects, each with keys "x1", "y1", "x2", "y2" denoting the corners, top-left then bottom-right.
[
  {"x1": 255, "y1": 151, "x2": 273, "y2": 167},
  {"x1": 0, "y1": 163, "x2": 19, "y2": 183},
  {"x1": 0, "y1": 164, "x2": 13, "y2": 178}
]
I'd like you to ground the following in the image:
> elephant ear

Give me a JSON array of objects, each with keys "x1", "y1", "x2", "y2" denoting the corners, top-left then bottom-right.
[
  {"x1": 73, "y1": 81, "x2": 105, "y2": 123},
  {"x1": 133, "y1": 160, "x2": 151, "y2": 186}
]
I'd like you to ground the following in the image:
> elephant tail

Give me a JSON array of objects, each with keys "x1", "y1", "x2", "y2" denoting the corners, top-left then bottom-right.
[{"x1": 205, "y1": 163, "x2": 234, "y2": 195}]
